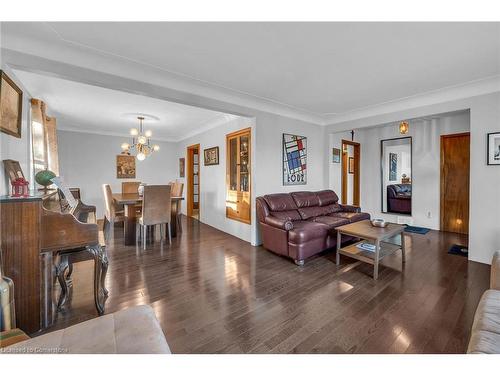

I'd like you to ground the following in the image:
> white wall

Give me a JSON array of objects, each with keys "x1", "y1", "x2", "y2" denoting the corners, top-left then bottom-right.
[
  {"x1": 58, "y1": 130, "x2": 178, "y2": 218},
  {"x1": 329, "y1": 111, "x2": 469, "y2": 229},
  {"x1": 326, "y1": 93, "x2": 500, "y2": 265},
  {"x1": 175, "y1": 116, "x2": 256, "y2": 244},
  {"x1": 0, "y1": 64, "x2": 32, "y2": 195}
]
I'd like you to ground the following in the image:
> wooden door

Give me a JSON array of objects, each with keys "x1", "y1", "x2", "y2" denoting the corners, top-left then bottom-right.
[
  {"x1": 341, "y1": 140, "x2": 360, "y2": 206},
  {"x1": 187, "y1": 144, "x2": 200, "y2": 218},
  {"x1": 440, "y1": 133, "x2": 470, "y2": 234}
]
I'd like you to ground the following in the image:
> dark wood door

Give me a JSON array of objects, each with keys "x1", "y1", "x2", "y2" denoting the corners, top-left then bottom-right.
[{"x1": 440, "y1": 133, "x2": 470, "y2": 234}]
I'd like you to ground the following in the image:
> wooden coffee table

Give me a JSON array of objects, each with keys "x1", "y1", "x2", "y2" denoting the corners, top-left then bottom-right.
[{"x1": 336, "y1": 220, "x2": 406, "y2": 280}]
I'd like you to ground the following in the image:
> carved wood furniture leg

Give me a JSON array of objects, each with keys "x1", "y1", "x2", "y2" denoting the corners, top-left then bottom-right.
[
  {"x1": 124, "y1": 203, "x2": 137, "y2": 246},
  {"x1": 66, "y1": 262, "x2": 73, "y2": 281},
  {"x1": 87, "y1": 245, "x2": 108, "y2": 316},
  {"x1": 55, "y1": 254, "x2": 70, "y2": 311}
]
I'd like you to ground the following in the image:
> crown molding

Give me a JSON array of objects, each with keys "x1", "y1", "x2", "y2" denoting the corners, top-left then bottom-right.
[
  {"x1": 57, "y1": 125, "x2": 178, "y2": 143},
  {"x1": 176, "y1": 113, "x2": 244, "y2": 142},
  {"x1": 324, "y1": 75, "x2": 500, "y2": 125}
]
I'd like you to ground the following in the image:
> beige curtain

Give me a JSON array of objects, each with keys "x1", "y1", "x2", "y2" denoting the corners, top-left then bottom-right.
[{"x1": 30, "y1": 99, "x2": 60, "y2": 176}]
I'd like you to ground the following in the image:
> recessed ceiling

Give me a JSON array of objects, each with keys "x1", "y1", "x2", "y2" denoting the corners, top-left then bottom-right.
[
  {"x1": 12, "y1": 69, "x2": 234, "y2": 141},
  {"x1": 3, "y1": 22, "x2": 499, "y2": 116}
]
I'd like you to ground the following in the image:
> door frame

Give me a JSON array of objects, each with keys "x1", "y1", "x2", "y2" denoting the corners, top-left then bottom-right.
[
  {"x1": 341, "y1": 139, "x2": 360, "y2": 206},
  {"x1": 186, "y1": 143, "x2": 200, "y2": 218},
  {"x1": 440, "y1": 132, "x2": 470, "y2": 234}
]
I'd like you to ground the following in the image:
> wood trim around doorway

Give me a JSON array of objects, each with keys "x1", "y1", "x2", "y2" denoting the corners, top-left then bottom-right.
[
  {"x1": 341, "y1": 139, "x2": 360, "y2": 206},
  {"x1": 186, "y1": 143, "x2": 200, "y2": 218}
]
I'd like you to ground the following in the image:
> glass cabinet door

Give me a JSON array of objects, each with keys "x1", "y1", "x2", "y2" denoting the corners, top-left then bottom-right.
[
  {"x1": 229, "y1": 137, "x2": 238, "y2": 191},
  {"x1": 239, "y1": 135, "x2": 249, "y2": 192}
]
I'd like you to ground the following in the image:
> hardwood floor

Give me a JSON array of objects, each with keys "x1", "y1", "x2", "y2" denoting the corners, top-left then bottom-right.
[{"x1": 47, "y1": 216, "x2": 490, "y2": 353}]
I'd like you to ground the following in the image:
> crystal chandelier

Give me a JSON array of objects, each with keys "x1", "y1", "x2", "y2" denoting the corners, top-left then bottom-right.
[{"x1": 121, "y1": 116, "x2": 159, "y2": 161}]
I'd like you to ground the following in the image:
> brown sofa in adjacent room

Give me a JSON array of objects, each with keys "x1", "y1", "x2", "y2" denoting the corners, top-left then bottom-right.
[{"x1": 256, "y1": 190, "x2": 370, "y2": 265}]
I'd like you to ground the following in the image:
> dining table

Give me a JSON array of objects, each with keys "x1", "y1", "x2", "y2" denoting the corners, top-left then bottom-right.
[{"x1": 112, "y1": 193, "x2": 184, "y2": 246}]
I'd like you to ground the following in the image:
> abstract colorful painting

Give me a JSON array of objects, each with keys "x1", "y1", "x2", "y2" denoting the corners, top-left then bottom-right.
[{"x1": 283, "y1": 133, "x2": 307, "y2": 185}]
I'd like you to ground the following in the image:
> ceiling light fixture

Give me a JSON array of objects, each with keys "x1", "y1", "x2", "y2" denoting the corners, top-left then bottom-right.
[
  {"x1": 121, "y1": 116, "x2": 159, "y2": 160},
  {"x1": 399, "y1": 121, "x2": 409, "y2": 134}
]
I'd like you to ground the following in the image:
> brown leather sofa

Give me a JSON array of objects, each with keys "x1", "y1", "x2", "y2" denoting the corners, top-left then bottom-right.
[
  {"x1": 256, "y1": 190, "x2": 370, "y2": 265},
  {"x1": 387, "y1": 184, "x2": 411, "y2": 214}
]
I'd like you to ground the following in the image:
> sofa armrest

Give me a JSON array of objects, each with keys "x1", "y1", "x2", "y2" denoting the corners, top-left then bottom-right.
[
  {"x1": 491, "y1": 251, "x2": 500, "y2": 290},
  {"x1": 264, "y1": 216, "x2": 294, "y2": 230},
  {"x1": 339, "y1": 204, "x2": 361, "y2": 213}
]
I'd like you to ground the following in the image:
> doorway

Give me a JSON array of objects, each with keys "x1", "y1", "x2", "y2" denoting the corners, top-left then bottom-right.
[
  {"x1": 341, "y1": 140, "x2": 360, "y2": 206},
  {"x1": 187, "y1": 144, "x2": 200, "y2": 219},
  {"x1": 440, "y1": 132, "x2": 470, "y2": 234}
]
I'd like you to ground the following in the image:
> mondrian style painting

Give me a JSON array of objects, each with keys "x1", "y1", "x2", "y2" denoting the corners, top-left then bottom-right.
[{"x1": 283, "y1": 133, "x2": 307, "y2": 185}]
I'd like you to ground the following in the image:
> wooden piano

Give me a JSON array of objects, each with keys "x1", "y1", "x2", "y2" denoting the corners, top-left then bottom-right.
[{"x1": 0, "y1": 192, "x2": 107, "y2": 334}]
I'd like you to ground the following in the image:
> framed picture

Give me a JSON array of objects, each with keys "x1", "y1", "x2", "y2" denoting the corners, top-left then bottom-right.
[
  {"x1": 179, "y1": 157, "x2": 185, "y2": 177},
  {"x1": 389, "y1": 152, "x2": 398, "y2": 181},
  {"x1": 348, "y1": 157, "x2": 355, "y2": 174},
  {"x1": 332, "y1": 148, "x2": 341, "y2": 163},
  {"x1": 116, "y1": 154, "x2": 136, "y2": 179},
  {"x1": 487, "y1": 132, "x2": 500, "y2": 165},
  {"x1": 204, "y1": 146, "x2": 219, "y2": 166},
  {"x1": 283, "y1": 133, "x2": 307, "y2": 185},
  {"x1": 0, "y1": 70, "x2": 23, "y2": 138},
  {"x1": 3, "y1": 159, "x2": 25, "y2": 183}
]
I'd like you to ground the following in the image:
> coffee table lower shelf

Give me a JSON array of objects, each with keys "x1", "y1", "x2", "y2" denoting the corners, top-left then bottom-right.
[{"x1": 338, "y1": 241, "x2": 401, "y2": 265}]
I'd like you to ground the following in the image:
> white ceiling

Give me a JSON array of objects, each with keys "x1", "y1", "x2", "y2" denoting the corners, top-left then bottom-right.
[
  {"x1": 2, "y1": 22, "x2": 499, "y2": 128},
  {"x1": 3, "y1": 22, "x2": 499, "y2": 116},
  {"x1": 12, "y1": 69, "x2": 233, "y2": 142}
]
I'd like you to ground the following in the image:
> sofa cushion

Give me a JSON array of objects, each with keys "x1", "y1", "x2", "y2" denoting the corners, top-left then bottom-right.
[
  {"x1": 316, "y1": 190, "x2": 339, "y2": 206},
  {"x1": 271, "y1": 210, "x2": 302, "y2": 221},
  {"x1": 310, "y1": 215, "x2": 350, "y2": 229},
  {"x1": 298, "y1": 203, "x2": 341, "y2": 220},
  {"x1": 468, "y1": 289, "x2": 500, "y2": 354},
  {"x1": 263, "y1": 193, "x2": 298, "y2": 212},
  {"x1": 288, "y1": 221, "x2": 328, "y2": 244},
  {"x1": 330, "y1": 211, "x2": 370, "y2": 223},
  {"x1": 290, "y1": 191, "x2": 320, "y2": 208},
  {"x1": 4, "y1": 305, "x2": 171, "y2": 354}
]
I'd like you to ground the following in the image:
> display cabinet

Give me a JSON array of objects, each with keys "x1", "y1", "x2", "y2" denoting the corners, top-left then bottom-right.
[{"x1": 226, "y1": 128, "x2": 251, "y2": 224}]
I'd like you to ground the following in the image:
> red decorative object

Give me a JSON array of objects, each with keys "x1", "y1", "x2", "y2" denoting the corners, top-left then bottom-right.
[{"x1": 11, "y1": 177, "x2": 29, "y2": 197}]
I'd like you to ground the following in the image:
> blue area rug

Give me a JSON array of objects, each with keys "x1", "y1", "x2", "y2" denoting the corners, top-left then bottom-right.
[
  {"x1": 404, "y1": 225, "x2": 430, "y2": 235},
  {"x1": 448, "y1": 244, "x2": 468, "y2": 257}
]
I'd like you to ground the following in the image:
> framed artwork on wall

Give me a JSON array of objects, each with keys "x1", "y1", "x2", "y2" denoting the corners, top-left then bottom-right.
[
  {"x1": 3, "y1": 159, "x2": 25, "y2": 183},
  {"x1": 348, "y1": 157, "x2": 355, "y2": 174},
  {"x1": 0, "y1": 70, "x2": 23, "y2": 138},
  {"x1": 389, "y1": 152, "x2": 398, "y2": 181},
  {"x1": 283, "y1": 133, "x2": 307, "y2": 185},
  {"x1": 116, "y1": 154, "x2": 136, "y2": 179},
  {"x1": 203, "y1": 146, "x2": 219, "y2": 166},
  {"x1": 179, "y1": 157, "x2": 185, "y2": 177},
  {"x1": 332, "y1": 148, "x2": 341, "y2": 163},
  {"x1": 487, "y1": 132, "x2": 500, "y2": 165}
]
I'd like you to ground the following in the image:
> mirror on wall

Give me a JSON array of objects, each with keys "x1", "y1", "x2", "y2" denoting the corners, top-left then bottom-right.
[{"x1": 381, "y1": 137, "x2": 412, "y2": 215}]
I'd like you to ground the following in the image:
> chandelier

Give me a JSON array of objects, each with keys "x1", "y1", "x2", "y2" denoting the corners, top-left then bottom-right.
[{"x1": 121, "y1": 116, "x2": 159, "y2": 161}]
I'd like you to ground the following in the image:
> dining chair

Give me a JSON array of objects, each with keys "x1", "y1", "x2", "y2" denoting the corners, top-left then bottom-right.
[
  {"x1": 102, "y1": 184, "x2": 125, "y2": 227},
  {"x1": 122, "y1": 181, "x2": 141, "y2": 194},
  {"x1": 137, "y1": 185, "x2": 172, "y2": 249},
  {"x1": 171, "y1": 181, "x2": 184, "y2": 232}
]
